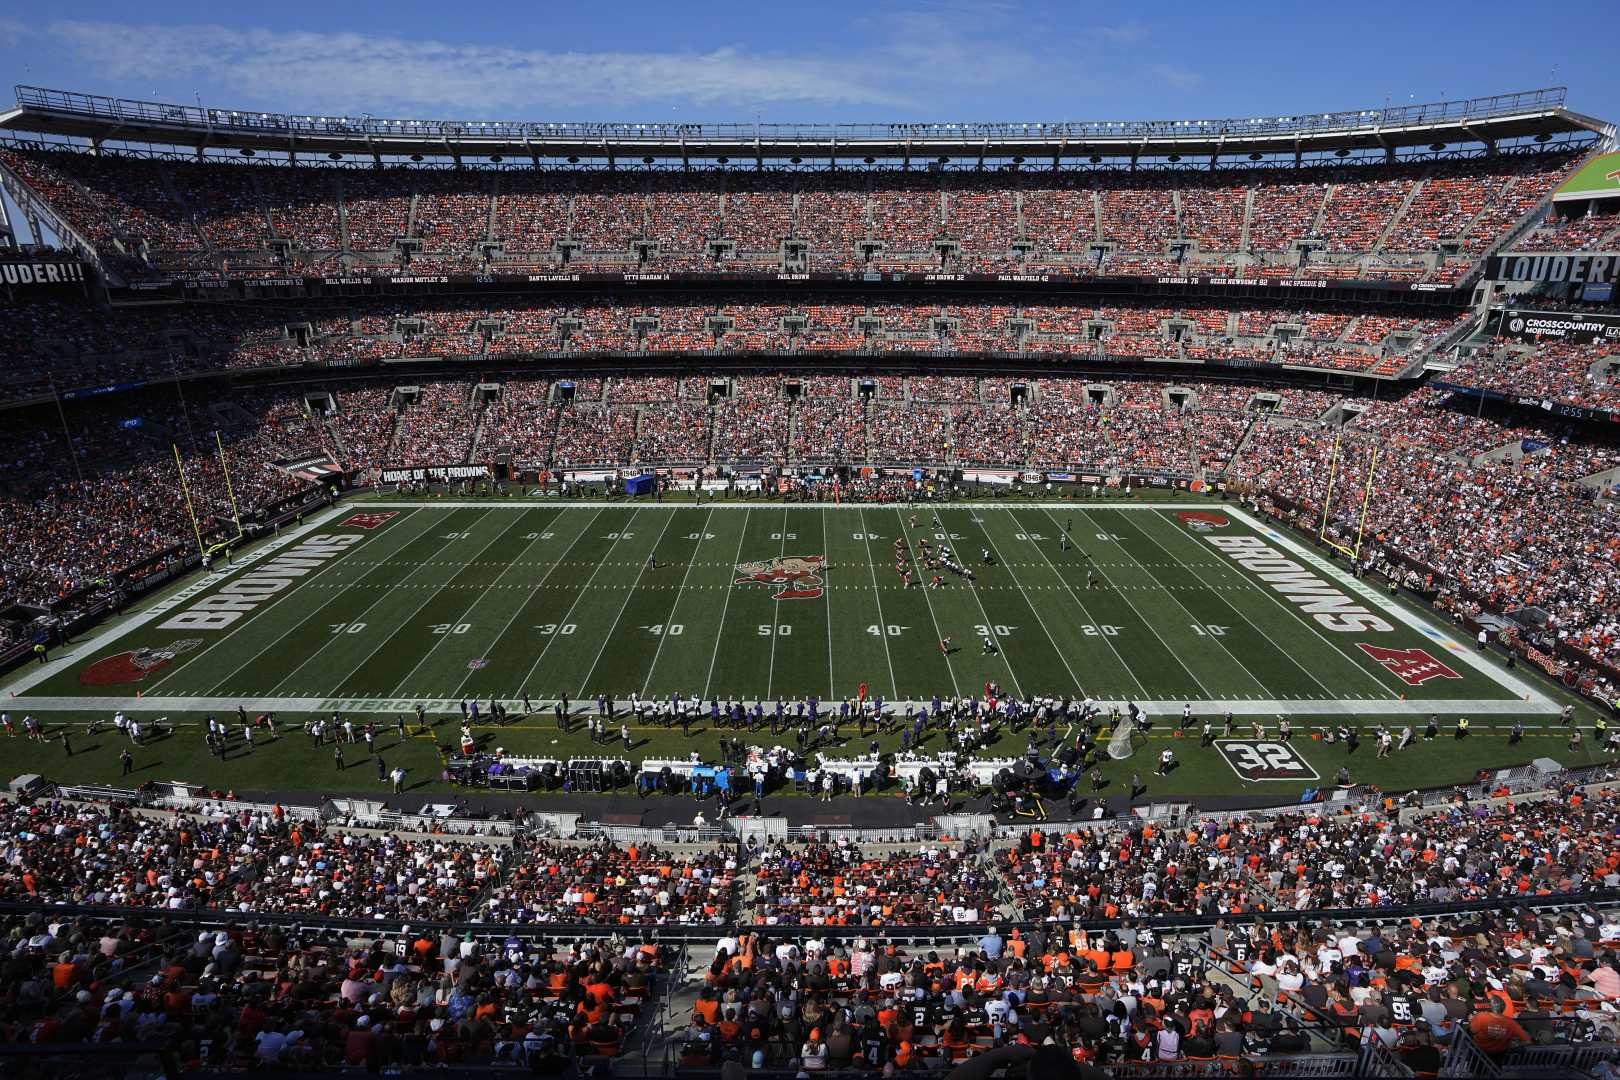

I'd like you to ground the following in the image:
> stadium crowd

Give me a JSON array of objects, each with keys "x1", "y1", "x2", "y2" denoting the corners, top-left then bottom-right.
[
  {"x1": 0, "y1": 147, "x2": 1582, "y2": 283},
  {"x1": 4, "y1": 781, "x2": 1620, "y2": 1071},
  {"x1": 0, "y1": 291, "x2": 1486, "y2": 403},
  {"x1": 3, "y1": 371, "x2": 1618, "y2": 694}
]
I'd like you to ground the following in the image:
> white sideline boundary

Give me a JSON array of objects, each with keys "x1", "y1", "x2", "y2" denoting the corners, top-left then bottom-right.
[
  {"x1": 0, "y1": 695, "x2": 1561, "y2": 718},
  {"x1": 0, "y1": 502, "x2": 1564, "y2": 718},
  {"x1": 1226, "y1": 507, "x2": 1556, "y2": 711},
  {"x1": 2, "y1": 504, "x2": 352, "y2": 699},
  {"x1": 361, "y1": 500, "x2": 1193, "y2": 510}
]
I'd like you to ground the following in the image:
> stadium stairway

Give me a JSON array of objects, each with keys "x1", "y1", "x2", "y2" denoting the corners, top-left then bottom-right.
[
  {"x1": 1372, "y1": 177, "x2": 1427, "y2": 254},
  {"x1": 1306, "y1": 184, "x2": 1334, "y2": 240}
]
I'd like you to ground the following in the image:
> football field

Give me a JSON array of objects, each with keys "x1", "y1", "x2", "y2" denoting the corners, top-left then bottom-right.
[{"x1": 1, "y1": 496, "x2": 1587, "y2": 798}]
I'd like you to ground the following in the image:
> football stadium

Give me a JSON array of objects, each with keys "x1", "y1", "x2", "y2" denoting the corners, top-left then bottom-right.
[{"x1": 0, "y1": 64, "x2": 1618, "y2": 1080}]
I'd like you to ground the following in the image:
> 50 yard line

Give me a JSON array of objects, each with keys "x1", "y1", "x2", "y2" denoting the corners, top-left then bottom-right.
[
  {"x1": 820, "y1": 508, "x2": 836, "y2": 701},
  {"x1": 764, "y1": 506, "x2": 791, "y2": 700}
]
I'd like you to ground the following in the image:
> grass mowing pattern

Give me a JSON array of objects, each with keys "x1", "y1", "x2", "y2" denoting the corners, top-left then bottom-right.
[{"x1": 2, "y1": 498, "x2": 1597, "y2": 800}]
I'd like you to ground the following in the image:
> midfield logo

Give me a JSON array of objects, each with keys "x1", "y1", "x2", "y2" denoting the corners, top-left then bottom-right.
[
  {"x1": 734, "y1": 555, "x2": 827, "y2": 600},
  {"x1": 1356, "y1": 644, "x2": 1462, "y2": 686},
  {"x1": 1217, "y1": 740, "x2": 1319, "y2": 782}
]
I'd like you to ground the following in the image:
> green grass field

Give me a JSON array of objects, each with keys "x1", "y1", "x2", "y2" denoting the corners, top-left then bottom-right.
[{"x1": 1, "y1": 496, "x2": 1604, "y2": 801}]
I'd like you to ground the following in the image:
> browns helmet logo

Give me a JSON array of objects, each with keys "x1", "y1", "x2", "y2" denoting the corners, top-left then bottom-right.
[
  {"x1": 1175, "y1": 510, "x2": 1229, "y2": 532},
  {"x1": 79, "y1": 640, "x2": 203, "y2": 685},
  {"x1": 734, "y1": 555, "x2": 826, "y2": 600}
]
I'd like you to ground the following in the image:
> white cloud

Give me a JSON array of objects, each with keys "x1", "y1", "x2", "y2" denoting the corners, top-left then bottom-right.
[
  {"x1": 41, "y1": 20, "x2": 923, "y2": 115},
  {"x1": 1094, "y1": 21, "x2": 1149, "y2": 44},
  {"x1": 1148, "y1": 63, "x2": 1203, "y2": 92},
  {"x1": 29, "y1": 14, "x2": 1199, "y2": 121}
]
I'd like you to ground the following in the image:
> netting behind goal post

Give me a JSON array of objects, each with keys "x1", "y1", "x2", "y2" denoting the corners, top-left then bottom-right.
[{"x1": 1107, "y1": 719, "x2": 1140, "y2": 760}]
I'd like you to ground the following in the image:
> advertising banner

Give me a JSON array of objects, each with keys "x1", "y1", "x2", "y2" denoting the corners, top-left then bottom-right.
[
  {"x1": 378, "y1": 464, "x2": 491, "y2": 483},
  {"x1": 1484, "y1": 254, "x2": 1620, "y2": 287},
  {"x1": 1498, "y1": 308, "x2": 1620, "y2": 345},
  {"x1": 0, "y1": 258, "x2": 91, "y2": 287}
]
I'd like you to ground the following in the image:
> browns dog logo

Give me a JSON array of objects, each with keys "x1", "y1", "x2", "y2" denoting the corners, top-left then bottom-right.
[
  {"x1": 79, "y1": 640, "x2": 203, "y2": 685},
  {"x1": 734, "y1": 555, "x2": 826, "y2": 600},
  {"x1": 1176, "y1": 510, "x2": 1229, "y2": 532}
]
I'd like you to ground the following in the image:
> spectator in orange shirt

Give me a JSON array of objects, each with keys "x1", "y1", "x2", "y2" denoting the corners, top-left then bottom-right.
[{"x1": 1468, "y1": 998, "x2": 1529, "y2": 1058}]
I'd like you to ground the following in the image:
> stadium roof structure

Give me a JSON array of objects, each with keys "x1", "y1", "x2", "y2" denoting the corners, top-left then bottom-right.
[{"x1": 0, "y1": 85, "x2": 1609, "y2": 166}]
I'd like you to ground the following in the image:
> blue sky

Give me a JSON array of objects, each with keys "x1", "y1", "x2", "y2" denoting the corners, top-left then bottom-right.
[{"x1": 0, "y1": 1, "x2": 1614, "y2": 124}]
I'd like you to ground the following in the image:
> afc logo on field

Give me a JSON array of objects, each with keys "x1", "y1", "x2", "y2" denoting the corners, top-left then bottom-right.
[
  {"x1": 1357, "y1": 644, "x2": 1461, "y2": 686},
  {"x1": 1217, "y1": 740, "x2": 1319, "y2": 782}
]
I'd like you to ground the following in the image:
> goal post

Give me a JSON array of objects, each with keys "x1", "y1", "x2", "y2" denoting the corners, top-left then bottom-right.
[
  {"x1": 172, "y1": 435, "x2": 246, "y2": 561},
  {"x1": 1316, "y1": 431, "x2": 1379, "y2": 562}
]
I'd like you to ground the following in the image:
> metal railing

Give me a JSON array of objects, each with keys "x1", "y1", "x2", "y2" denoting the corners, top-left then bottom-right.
[{"x1": 12, "y1": 85, "x2": 1570, "y2": 146}]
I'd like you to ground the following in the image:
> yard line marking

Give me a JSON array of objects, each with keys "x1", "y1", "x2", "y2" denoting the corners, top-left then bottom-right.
[
  {"x1": 854, "y1": 508, "x2": 902, "y2": 701},
  {"x1": 1037, "y1": 506, "x2": 1216, "y2": 699},
  {"x1": 362, "y1": 500, "x2": 1204, "y2": 511},
  {"x1": 1005, "y1": 508, "x2": 1153, "y2": 697},
  {"x1": 576, "y1": 508, "x2": 678, "y2": 696},
  {"x1": 641, "y1": 507, "x2": 715, "y2": 698},
  {"x1": 1229, "y1": 506, "x2": 1555, "y2": 707},
  {"x1": 890, "y1": 509, "x2": 970, "y2": 698},
  {"x1": 765, "y1": 506, "x2": 791, "y2": 701},
  {"x1": 821, "y1": 508, "x2": 837, "y2": 701},
  {"x1": 701, "y1": 508, "x2": 753, "y2": 701},
  {"x1": 925, "y1": 510, "x2": 1028, "y2": 697},
  {"x1": 1111, "y1": 507, "x2": 1340, "y2": 699},
  {"x1": 1068, "y1": 505, "x2": 1269, "y2": 697},
  {"x1": 182, "y1": 506, "x2": 451, "y2": 698},
  {"x1": 444, "y1": 507, "x2": 602, "y2": 701},
  {"x1": 1146, "y1": 508, "x2": 1393, "y2": 699},
  {"x1": 956, "y1": 508, "x2": 1087, "y2": 695},
  {"x1": 515, "y1": 508, "x2": 647, "y2": 699},
  {"x1": 319, "y1": 509, "x2": 541, "y2": 700},
  {"x1": 13, "y1": 693, "x2": 1560, "y2": 718}
]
